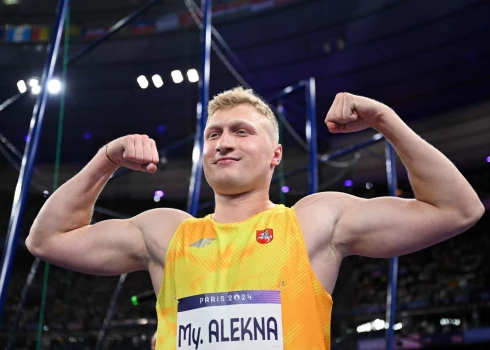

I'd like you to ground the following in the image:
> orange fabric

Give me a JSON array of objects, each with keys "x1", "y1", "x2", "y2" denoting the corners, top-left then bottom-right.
[{"x1": 156, "y1": 205, "x2": 332, "y2": 349}]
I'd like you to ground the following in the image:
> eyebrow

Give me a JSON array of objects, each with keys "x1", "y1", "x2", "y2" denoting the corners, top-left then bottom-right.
[{"x1": 205, "y1": 119, "x2": 257, "y2": 132}]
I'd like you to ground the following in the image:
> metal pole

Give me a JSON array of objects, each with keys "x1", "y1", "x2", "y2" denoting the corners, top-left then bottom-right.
[
  {"x1": 268, "y1": 80, "x2": 306, "y2": 102},
  {"x1": 67, "y1": 0, "x2": 160, "y2": 65},
  {"x1": 185, "y1": 0, "x2": 247, "y2": 75},
  {"x1": 0, "y1": 0, "x2": 161, "y2": 115},
  {"x1": 320, "y1": 133, "x2": 384, "y2": 162},
  {"x1": 305, "y1": 77, "x2": 318, "y2": 194},
  {"x1": 5, "y1": 258, "x2": 41, "y2": 350},
  {"x1": 0, "y1": 0, "x2": 69, "y2": 324},
  {"x1": 95, "y1": 274, "x2": 127, "y2": 350},
  {"x1": 385, "y1": 141, "x2": 398, "y2": 350},
  {"x1": 277, "y1": 102, "x2": 286, "y2": 204},
  {"x1": 0, "y1": 131, "x2": 128, "y2": 220},
  {"x1": 0, "y1": 94, "x2": 23, "y2": 114},
  {"x1": 187, "y1": 0, "x2": 212, "y2": 216}
]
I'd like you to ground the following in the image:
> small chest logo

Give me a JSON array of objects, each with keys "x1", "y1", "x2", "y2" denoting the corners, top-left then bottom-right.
[
  {"x1": 190, "y1": 238, "x2": 215, "y2": 248},
  {"x1": 256, "y1": 228, "x2": 273, "y2": 244}
]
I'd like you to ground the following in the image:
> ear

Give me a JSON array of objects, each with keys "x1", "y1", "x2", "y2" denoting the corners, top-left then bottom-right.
[{"x1": 271, "y1": 144, "x2": 282, "y2": 166}]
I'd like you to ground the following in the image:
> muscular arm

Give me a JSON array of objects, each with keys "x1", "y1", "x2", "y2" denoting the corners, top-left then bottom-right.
[
  {"x1": 26, "y1": 135, "x2": 191, "y2": 275},
  {"x1": 311, "y1": 94, "x2": 484, "y2": 258},
  {"x1": 28, "y1": 208, "x2": 188, "y2": 276}
]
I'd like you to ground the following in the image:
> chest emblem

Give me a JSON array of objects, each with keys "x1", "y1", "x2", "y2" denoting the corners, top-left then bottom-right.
[
  {"x1": 190, "y1": 238, "x2": 215, "y2": 248},
  {"x1": 256, "y1": 228, "x2": 273, "y2": 244}
]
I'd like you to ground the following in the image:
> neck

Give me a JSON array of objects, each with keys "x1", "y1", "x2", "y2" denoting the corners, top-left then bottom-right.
[{"x1": 212, "y1": 189, "x2": 275, "y2": 224}]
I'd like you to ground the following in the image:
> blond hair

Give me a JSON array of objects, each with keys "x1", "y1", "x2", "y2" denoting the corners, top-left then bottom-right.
[{"x1": 207, "y1": 86, "x2": 279, "y2": 144}]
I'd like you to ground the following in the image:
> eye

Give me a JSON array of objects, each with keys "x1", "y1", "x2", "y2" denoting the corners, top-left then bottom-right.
[
  {"x1": 208, "y1": 132, "x2": 219, "y2": 139},
  {"x1": 236, "y1": 129, "x2": 248, "y2": 135}
]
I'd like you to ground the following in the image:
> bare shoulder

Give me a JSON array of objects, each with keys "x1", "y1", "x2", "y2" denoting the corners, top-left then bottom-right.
[
  {"x1": 293, "y1": 191, "x2": 360, "y2": 217},
  {"x1": 132, "y1": 208, "x2": 192, "y2": 234},
  {"x1": 131, "y1": 208, "x2": 193, "y2": 265},
  {"x1": 293, "y1": 192, "x2": 363, "y2": 246}
]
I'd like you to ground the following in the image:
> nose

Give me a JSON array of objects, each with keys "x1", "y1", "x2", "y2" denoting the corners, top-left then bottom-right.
[{"x1": 215, "y1": 131, "x2": 235, "y2": 153}]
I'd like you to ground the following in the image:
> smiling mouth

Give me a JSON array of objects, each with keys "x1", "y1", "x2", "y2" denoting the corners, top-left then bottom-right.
[{"x1": 216, "y1": 159, "x2": 238, "y2": 164}]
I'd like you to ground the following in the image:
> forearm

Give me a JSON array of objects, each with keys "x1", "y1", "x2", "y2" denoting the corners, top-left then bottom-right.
[
  {"x1": 28, "y1": 147, "x2": 118, "y2": 244},
  {"x1": 376, "y1": 109, "x2": 483, "y2": 218}
]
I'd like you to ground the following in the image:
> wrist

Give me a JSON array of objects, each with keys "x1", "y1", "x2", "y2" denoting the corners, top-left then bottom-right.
[
  {"x1": 100, "y1": 144, "x2": 120, "y2": 169},
  {"x1": 105, "y1": 144, "x2": 119, "y2": 166},
  {"x1": 371, "y1": 106, "x2": 399, "y2": 131},
  {"x1": 373, "y1": 107, "x2": 411, "y2": 144}
]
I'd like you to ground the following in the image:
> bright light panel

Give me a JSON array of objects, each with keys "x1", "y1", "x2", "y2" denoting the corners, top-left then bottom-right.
[
  {"x1": 29, "y1": 78, "x2": 39, "y2": 87},
  {"x1": 171, "y1": 70, "x2": 184, "y2": 84},
  {"x1": 32, "y1": 85, "x2": 41, "y2": 95},
  {"x1": 137, "y1": 75, "x2": 149, "y2": 89},
  {"x1": 356, "y1": 319, "x2": 402, "y2": 333},
  {"x1": 48, "y1": 79, "x2": 61, "y2": 94},
  {"x1": 393, "y1": 323, "x2": 403, "y2": 330},
  {"x1": 187, "y1": 69, "x2": 199, "y2": 83},
  {"x1": 152, "y1": 74, "x2": 164, "y2": 88},
  {"x1": 17, "y1": 80, "x2": 27, "y2": 93}
]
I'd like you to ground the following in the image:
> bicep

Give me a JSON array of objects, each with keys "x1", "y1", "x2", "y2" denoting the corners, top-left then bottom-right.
[
  {"x1": 30, "y1": 218, "x2": 147, "y2": 276},
  {"x1": 335, "y1": 196, "x2": 468, "y2": 258}
]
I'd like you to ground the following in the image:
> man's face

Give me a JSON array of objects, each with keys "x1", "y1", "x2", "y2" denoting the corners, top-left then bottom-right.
[{"x1": 203, "y1": 104, "x2": 281, "y2": 195}]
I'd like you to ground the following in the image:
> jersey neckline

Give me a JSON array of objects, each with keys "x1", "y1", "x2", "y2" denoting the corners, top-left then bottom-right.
[{"x1": 205, "y1": 204, "x2": 283, "y2": 226}]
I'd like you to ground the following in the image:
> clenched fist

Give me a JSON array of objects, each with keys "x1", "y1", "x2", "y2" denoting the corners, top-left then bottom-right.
[
  {"x1": 106, "y1": 134, "x2": 159, "y2": 173},
  {"x1": 325, "y1": 93, "x2": 391, "y2": 133}
]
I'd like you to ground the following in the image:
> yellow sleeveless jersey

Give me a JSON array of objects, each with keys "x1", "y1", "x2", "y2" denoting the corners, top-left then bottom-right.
[{"x1": 155, "y1": 204, "x2": 332, "y2": 349}]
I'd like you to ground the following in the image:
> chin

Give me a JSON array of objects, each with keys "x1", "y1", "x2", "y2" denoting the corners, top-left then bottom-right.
[
  {"x1": 209, "y1": 177, "x2": 250, "y2": 195},
  {"x1": 215, "y1": 188, "x2": 247, "y2": 196}
]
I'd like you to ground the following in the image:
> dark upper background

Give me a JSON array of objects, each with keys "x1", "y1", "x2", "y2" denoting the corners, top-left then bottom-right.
[{"x1": 0, "y1": 0, "x2": 489, "y2": 207}]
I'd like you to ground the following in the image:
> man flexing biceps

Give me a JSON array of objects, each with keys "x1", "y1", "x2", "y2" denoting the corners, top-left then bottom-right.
[{"x1": 27, "y1": 87, "x2": 484, "y2": 349}]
